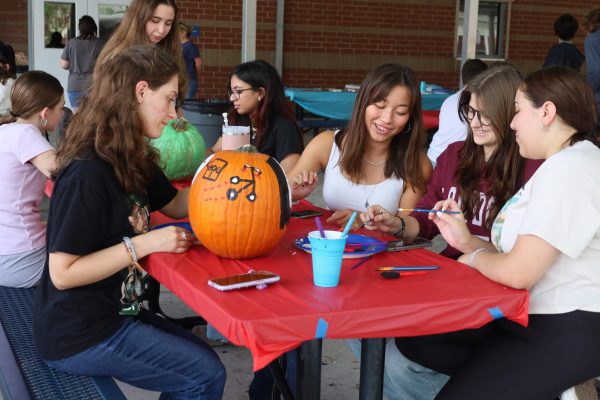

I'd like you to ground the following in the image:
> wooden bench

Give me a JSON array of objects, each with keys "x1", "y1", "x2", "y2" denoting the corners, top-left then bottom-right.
[{"x1": 0, "y1": 286, "x2": 126, "y2": 400}]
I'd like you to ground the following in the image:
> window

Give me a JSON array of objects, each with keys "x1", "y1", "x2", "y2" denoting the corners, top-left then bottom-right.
[
  {"x1": 44, "y1": 2, "x2": 75, "y2": 48},
  {"x1": 98, "y1": 4, "x2": 129, "y2": 40},
  {"x1": 455, "y1": 0, "x2": 511, "y2": 60}
]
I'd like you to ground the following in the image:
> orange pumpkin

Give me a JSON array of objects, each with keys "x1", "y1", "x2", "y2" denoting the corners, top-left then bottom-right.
[{"x1": 188, "y1": 146, "x2": 291, "y2": 259}]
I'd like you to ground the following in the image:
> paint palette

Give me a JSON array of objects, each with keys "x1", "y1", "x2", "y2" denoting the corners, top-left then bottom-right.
[{"x1": 294, "y1": 234, "x2": 387, "y2": 259}]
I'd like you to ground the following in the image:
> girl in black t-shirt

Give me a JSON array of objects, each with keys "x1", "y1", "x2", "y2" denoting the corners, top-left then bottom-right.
[
  {"x1": 209, "y1": 59, "x2": 304, "y2": 173},
  {"x1": 33, "y1": 45, "x2": 225, "y2": 400}
]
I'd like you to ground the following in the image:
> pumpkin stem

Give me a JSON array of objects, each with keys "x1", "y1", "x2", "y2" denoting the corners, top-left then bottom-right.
[
  {"x1": 172, "y1": 118, "x2": 189, "y2": 132},
  {"x1": 238, "y1": 144, "x2": 259, "y2": 153}
]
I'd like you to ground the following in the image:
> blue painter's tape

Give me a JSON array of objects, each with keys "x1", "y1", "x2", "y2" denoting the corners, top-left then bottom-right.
[
  {"x1": 315, "y1": 318, "x2": 328, "y2": 339},
  {"x1": 487, "y1": 307, "x2": 505, "y2": 319}
]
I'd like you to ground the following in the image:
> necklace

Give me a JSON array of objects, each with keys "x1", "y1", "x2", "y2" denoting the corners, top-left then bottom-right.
[
  {"x1": 363, "y1": 168, "x2": 385, "y2": 209},
  {"x1": 362, "y1": 156, "x2": 386, "y2": 166}
]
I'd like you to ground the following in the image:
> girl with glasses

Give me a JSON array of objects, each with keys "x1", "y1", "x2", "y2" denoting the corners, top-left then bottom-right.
[
  {"x1": 209, "y1": 59, "x2": 304, "y2": 174},
  {"x1": 33, "y1": 45, "x2": 225, "y2": 400}
]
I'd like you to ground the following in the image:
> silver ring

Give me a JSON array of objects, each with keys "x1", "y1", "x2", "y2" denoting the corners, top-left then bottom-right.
[{"x1": 180, "y1": 231, "x2": 187, "y2": 240}]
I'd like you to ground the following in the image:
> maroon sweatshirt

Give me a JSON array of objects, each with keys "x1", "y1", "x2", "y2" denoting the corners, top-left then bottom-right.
[{"x1": 414, "y1": 141, "x2": 542, "y2": 259}]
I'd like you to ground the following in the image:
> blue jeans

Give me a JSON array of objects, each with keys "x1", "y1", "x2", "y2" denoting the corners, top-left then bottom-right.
[
  {"x1": 44, "y1": 310, "x2": 226, "y2": 400},
  {"x1": 186, "y1": 80, "x2": 198, "y2": 99},
  {"x1": 347, "y1": 338, "x2": 449, "y2": 400},
  {"x1": 67, "y1": 91, "x2": 83, "y2": 109}
]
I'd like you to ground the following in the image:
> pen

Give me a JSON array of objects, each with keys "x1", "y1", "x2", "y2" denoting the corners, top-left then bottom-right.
[
  {"x1": 350, "y1": 256, "x2": 371, "y2": 270},
  {"x1": 398, "y1": 208, "x2": 461, "y2": 215},
  {"x1": 377, "y1": 266, "x2": 440, "y2": 271}
]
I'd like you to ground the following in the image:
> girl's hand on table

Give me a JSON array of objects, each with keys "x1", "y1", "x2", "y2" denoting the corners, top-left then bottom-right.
[
  {"x1": 143, "y1": 225, "x2": 194, "y2": 254},
  {"x1": 429, "y1": 199, "x2": 472, "y2": 253},
  {"x1": 360, "y1": 205, "x2": 401, "y2": 234},
  {"x1": 290, "y1": 170, "x2": 319, "y2": 201}
]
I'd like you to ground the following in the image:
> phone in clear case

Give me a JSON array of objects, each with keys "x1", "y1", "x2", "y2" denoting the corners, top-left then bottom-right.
[{"x1": 208, "y1": 271, "x2": 280, "y2": 291}]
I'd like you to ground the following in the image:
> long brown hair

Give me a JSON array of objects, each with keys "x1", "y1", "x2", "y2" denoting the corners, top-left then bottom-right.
[
  {"x1": 54, "y1": 45, "x2": 180, "y2": 193},
  {"x1": 0, "y1": 70, "x2": 63, "y2": 126},
  {"x1": 456, "y1": 64, "x2": 526, "y2": 228},
  {"x1": 521, "y1": 66, "x2": 600, "y2": 148},
  {"x1": 94, "y1": 0, "x2": 185, "y2": 96},
  {"x1": 334, "y1": 63, "x2": 427, "y2": 192},
  {"x1": 228, "y1": 60, "x2": 302, "y2": 150}
]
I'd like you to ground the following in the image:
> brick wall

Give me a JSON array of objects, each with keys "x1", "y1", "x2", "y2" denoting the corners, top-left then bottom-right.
[{"x1": 1, "y1": 0, "x2": 598, "y2": 99}]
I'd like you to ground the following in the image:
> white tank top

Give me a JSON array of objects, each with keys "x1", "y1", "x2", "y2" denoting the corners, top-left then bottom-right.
[{"x1": 322, "y1": 139, "x2": 404, "y2": 214}]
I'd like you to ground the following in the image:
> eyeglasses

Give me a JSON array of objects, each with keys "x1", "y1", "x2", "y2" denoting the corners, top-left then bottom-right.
[
  {"x1": 462, "y1": 104, "x2": 491, "y2": 127},
  {"x1": 227, "y1": 87, "x2": 254, "y2": 100}
]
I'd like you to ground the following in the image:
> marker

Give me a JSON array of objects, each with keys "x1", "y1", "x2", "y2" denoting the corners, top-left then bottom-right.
[
  {"x1": 380, "y1": 271, "x2": 429, "y2": 279},
  {"x1": 398, "y1": 208, "x2": 461, "y2": 215},
  {"x1": 377, "y1": 266, "x2": 439, "y2": 271}
]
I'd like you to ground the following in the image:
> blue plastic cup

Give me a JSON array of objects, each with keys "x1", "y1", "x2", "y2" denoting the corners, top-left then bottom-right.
[{"x1": 308, "y1": 230, "x2": 347, "y2": 287}]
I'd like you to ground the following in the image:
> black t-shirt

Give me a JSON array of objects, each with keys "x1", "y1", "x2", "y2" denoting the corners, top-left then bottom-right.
[
  {"x1": 252, "y1": 115, "x2": 303, "y2": 162},
  {"x1": 33, "y1": 154, "x2": 177, "y2": 360}
]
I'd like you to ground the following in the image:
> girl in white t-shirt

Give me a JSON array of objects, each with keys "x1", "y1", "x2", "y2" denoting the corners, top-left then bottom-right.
[
  {"x1": 0, "y1": 71, "x2": 64, "y2": 287},
  {"x1": 430, "y1": 66, "x2": 600, "y2": 399}
]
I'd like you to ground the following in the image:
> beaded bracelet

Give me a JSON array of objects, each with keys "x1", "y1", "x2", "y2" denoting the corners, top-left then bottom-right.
[
  {"x1": 468, "y1": 247, "x2": 489, "y2": 267},
  {"x1": 123, "y1": 236, "x2": 143, "y2": 272},
  {"x1": 392, "y1": 216, "x2": 406, "y2": 238}
]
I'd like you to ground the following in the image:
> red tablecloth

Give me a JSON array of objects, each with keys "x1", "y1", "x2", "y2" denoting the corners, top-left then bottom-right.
[{"x1": 144, "y1": 201, "x2": 528, "y2": 371}]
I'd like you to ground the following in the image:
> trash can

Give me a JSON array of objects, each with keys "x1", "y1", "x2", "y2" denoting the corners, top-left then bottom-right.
[{"x1": 182, "y1": 99, "x2": 230, "y2": 149}]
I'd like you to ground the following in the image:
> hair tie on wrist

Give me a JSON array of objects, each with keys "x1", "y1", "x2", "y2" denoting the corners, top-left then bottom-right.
[
  {"x1": 392, "y1": 216, "x2": 406, "y2": 237},
  {"x1": 468, "y1": 248, "x2": 489, "y2": 267}
]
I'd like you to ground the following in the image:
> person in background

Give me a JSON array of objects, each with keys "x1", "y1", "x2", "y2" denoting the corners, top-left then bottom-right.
[
  {"x1": 583, "y1": 8, "x2": 600, "y2": 120},
  {"x1": 46, "y1": 32, "x2": 64, "y2": 48},
  {"x1": 290, "y1": 63, "x2": 431, "y2": 227},
  {"x1": 95, "y1": 0, "x2": 186, "y2": 102},
  {"x1": 0, "y1": 71, "x2": 63, "y2": 288},
  {"x1": 60, "y1": 15, "x2": 104, "y2": 109},
  {"x1": 426, "y1": 59, "x2": 487, "y2": 166},
  {"x1": 543, "y1": 14, "x2": 585, "y2": 71},
  {"x1": 0, "y1": 42, "x2": 17, "y2": 116},
  {"x1": 355, "y1": 64, "x2": 542, "y2": 400},
  {"x1": 33, "y1": 45, "x2": 225, "y2": 399},
  {"x1": 209, "y1": 59, "x2": 303, "y2": 173},
  {"x1": 425, "y1": 65, "x2": 600, "y2": 400},
  {"x1": 179, "y1": 22, "x2": 202, "y2": 99}
]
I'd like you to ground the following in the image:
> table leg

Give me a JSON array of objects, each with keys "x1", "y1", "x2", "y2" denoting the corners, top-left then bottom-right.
[
  {"x1": 359, "y1": 338, "x2": 386, "y2": 400},
  {"x1": 268, "y1": 357, "x2": 295, "y2": 400},
  {"x1": 296, "y1": 339, "x2": 322, "y2": 400}
]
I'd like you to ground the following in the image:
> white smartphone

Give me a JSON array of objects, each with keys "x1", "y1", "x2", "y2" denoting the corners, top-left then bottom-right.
[{"x1": 207, "y1": 271, "x2": 280, "y2": 291}]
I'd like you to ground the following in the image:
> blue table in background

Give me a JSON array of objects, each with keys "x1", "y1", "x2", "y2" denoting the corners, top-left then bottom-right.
[{"x1": 285, "y1": 88, "x2": 452, "y2": 132}]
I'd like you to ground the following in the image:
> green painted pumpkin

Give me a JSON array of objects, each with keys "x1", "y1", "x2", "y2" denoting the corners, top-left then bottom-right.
[
  {"x1": 189, "y1": 145, "x2": 291, "y2": 259},
  {"x1": 150, "y1": 118, "x2": 206, "y2": 181}
]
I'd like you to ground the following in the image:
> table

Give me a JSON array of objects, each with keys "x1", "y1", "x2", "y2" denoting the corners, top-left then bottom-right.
[
  {"x1": 285, "y1": 88, "x2": 450, "y2": 132},
  {"x1": 144, "y1": 201, "x2": 528, "y2": 399}
]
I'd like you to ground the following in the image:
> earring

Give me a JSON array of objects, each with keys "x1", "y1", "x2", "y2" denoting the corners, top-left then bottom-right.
[
  {"x1": 401, "y1": 121, "x2": 412, "y2": 134},
  {"x1": 258, "y1": 96, "x2": 262, "y2": 101},
  {"x1": 40, "y1": 118, "x2": 48, "y2": 127}
]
